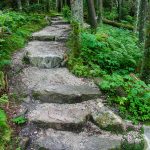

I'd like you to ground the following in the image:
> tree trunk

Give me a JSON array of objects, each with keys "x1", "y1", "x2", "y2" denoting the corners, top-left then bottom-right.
[
  {"x1": 66, "y1": 0, "x2": 71, "y2": 8},
  {"x1": 103, "y1": 19, "x2": 134, "y2": 30},
  {"x1": 87, "y1": 0, "x2": 97, "y2": 29},
  {"x1": 17, "y1": 0, "x2": 22, "y2": 10},
  {"x1": 138, "y1": 0, "x2": 147, "y2": 43},
  {"x1": 57, "y1": 0, "x2": 62, "y2": 12},
  {"x1": 25, "y1": 0, "x2": 29, "y2": 6},
  {"x1": 46, "y1": 0, "x2": 51, "y2": 12},
  {"x1": 71, "y1": 0, "x2": 83, "y2": 25},
  {"x1": 118, "y1": 0, "x2": 123, "y2": 20},
  {"x1": 141, "y1": 3, "x2": 150, "y2": 84},
  {"x1": 134, "y1": 0, "x2": 141, "y2": 33},
  {"x1": 97, "y1": 0, "x2": 103, "y2": 24}
]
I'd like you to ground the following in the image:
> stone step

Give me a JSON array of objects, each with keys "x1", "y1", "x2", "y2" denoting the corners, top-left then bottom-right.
[
  {"x1": 32, "y1": 129, "x2": 122, "y2": 150},
  {"x1": 23, "y1": 41, "x2": 66, "y2": 68},
  {"x1": 51, "y1": 16, "x2": 63, "y2": 21},
  {"x1": 19, "y1": 67, "x2": 101, "y2": 103},
  {"x1": 28, "y1": 102, "x2": 90, "y2": 131},
  {"x1": 27, "y1": 99, "x2": 125, "y2": 133},
  {"x1": 51, "y1": 20, "x2": 69, "y2": 25},
  {"x1": 32, "y1": 24, "x2": 70, "y2": 41}
]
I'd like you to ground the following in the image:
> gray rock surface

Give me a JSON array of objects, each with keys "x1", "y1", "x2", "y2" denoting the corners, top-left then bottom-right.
[
  {"x1": 24, "y1": 41, "x2": 66, "y2": 68},
  {"x1": 28, "y1": 102, "x2": 90, "y2": 130},
  {"x1": 33, "y1": 129, "x2": 121, "y2": 150},
  {"x1": 19, "y1": 67, "x2": 101, "y2": 103},
  {"x1": 144, "y1": 126, "x2": 150, "y2": 150},
  {"x1": 51, "y1": 20, "x2": 69, "y2": 25},
  {"x1": 27, "y1": 99, "x2": 125, "y2": 133},
  {"x1": 32, "y1": 24, "x2": 70, "y2": 41}
]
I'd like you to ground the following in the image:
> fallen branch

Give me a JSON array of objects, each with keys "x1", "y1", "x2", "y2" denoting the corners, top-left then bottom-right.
[{"x1": 103, "y1": 19, "x2": 134, "y2": 31}]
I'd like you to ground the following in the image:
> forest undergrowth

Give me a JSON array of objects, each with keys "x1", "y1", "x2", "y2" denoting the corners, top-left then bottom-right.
[{"x1": 68, "y1": 23, "x2": 150, "y2": 124}]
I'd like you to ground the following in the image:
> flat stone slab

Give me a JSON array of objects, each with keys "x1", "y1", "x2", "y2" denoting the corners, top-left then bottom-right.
[
  {"x1": 51, "y1": 16, "x2": 63, "y2": 21},
  {"x1": 20, "y1": 67, "x2": 101, "y2": 103},
  {"x1": 32, "y1": 24, "x2": 70, "y2": 41},
  {"x1": 24, "y1": 41, "x2": 66, "y2": 68},
  {"x1": 28, "y1": 102, "x2": 90, "y2": 131},
  {"x1": 51, "y1": 20, "x2": 69, "y2": 25},
  {"x1": 33, "y1": 129, "x2": 121, "y2": 150},
  {"x1": 27, "y1": 100, "x2": 125, "y2": 133}
]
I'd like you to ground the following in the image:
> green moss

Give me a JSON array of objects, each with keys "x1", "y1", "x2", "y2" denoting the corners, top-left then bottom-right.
[
  {"x1": 32, "y1": 92, "x2": 41, "y2": 99},
  {"x1": 96, "y1": 114, "x2": 124, "y2": 134}
]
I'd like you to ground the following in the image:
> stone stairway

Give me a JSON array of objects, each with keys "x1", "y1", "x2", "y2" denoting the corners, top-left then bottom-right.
[{"x1": 11, "y1": 16, "x2": 128, "y2": 150}]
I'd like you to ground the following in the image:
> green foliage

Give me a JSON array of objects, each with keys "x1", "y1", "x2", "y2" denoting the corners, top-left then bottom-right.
[
  {"x1": 0, "y1": 94, "x2": 8, "y2": 104},
  {"x1": 23, "y1": 4, "x2": 46, "y2": 13},
  {"x1": 0, "y1": 95, "x2": 11, "y2": 150},
  {"x1": 62, "y1": 6, "x2": 71, "y2": 21},
  {"x1": 68, "y1": 25, "x2": 142, "y2": 76},
  {"x1": 0, "y1": 11, "x2": 47, "y2": 69},
  {"x1": 0, "y1": 109, "x2": 11, "y2": 149},
  {"x1": 68, "y1": 24, "x2": 149, "y2": 123},
  {"x1": 12, "y1": 116, "x2": 27, "y2": 125},
  {"x1": 68, "y1": 57, "x2": 106, "y2": 77},
  {"x1": 0, "y1": 71, "x2": 5, "y2": 90},
  {"x1": 104, "y1": 8, "x2": 118, "y2": 20},
  {"x1": 99, "y1": 74, "x2": 150, "y2": 123}
]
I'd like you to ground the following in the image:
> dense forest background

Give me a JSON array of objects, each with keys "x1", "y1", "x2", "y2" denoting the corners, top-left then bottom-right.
[{"x1": 0, "y1": 0, "x2": 150, "y2": 149}]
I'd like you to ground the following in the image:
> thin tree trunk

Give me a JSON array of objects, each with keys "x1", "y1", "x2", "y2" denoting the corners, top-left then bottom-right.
[
  {"x1": 66, "y1": 0, "x2": 71, "y2": 8},
  {"x1": 71, "y1": 0, "x2": 83, "y2": 25},
  {"x1": 25, "y1": 0, "x2": 29, "y2": 6},
  {"x1": 46, "y1": 0, "x2": 51, "y2": 12},
  {"x1": 97, "y1": 0, "x2": 103, "y2": 25},
  {"x1": 141, "y1": 2, "x2": 150, "y2": 84},
  {"x1": 134, "y1": 0, "x2": 141, "y2": 33},
  {"x1": 17, "y1": 0, "x2": 22, "y2": 10},
  {"x1": 57, "y1": 0, "x2": 62, "y2": 12},
  {"x1": 87, "y1": 0, "x2": 97, "y2": 29},
  {"x1": 138, "y1": 0, "x2": 147, "y2": 43},
  {"x1": 118, "y1": 0, "x2": 123, "y2": 20}
]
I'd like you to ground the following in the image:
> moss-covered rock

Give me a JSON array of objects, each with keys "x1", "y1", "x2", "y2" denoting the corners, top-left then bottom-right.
[{"x1": 91, "y1": 101, "x2": 125, "y2": 133}]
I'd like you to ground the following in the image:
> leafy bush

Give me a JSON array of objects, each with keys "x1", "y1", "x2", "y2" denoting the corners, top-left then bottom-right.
[
  {"x1": 62, "y1": 6, "x2": 71, "y2": 21},
  {"x1": 0, "y1": 94, "x2": 8, "y2": 104},
  {"x1": 0, "y1": 11, "x2": 47, "y2": 69},
  {"x1": 0, "y1": 71, "x2": 5, "y2": 91},
  {"x1": 0, "y1": 94, "x2": 11, "y2": 149},
  {"x1": 68, "y1": 24, "x2": 149, "y2": 123},
  {"x1": 12, "y1": 116, "x2": 27, "y2": 125},
  {"x1": 103, "y1": 8, "x2": 118, "y2": 20},
  {"x1": 23, "y1": 4, "x2": 45, "y2": 13},
  {"x1": 68, "y1": 25, "x2": 142, "y2": 76},
  {"x1": 0, "y1": 109, "x2": 11, "y2": 149},
  {"x1": 99, "y1": 74, "x2": 150, "y2": 123}
]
